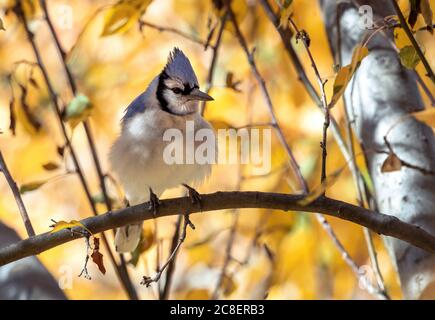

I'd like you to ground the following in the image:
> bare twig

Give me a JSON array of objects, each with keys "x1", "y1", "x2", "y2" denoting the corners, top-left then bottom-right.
[
  {"x1": 212, "y1": 211, "x2": 239, "y2": 299},
  {"x1": 390, "y1": 0, "x2": 435, "y2": 84},
  {"x1": 160, "y1": 215, "x2": 182, "y2": 299},
  {"x1": 258, "y1": 1, "x2": 389, "y2": 299},
  {"x1": 363, "y1": 17, "x2": 434, "y2": 106},
  {"x1": 201, "y1": 12, "x2": 228, "y2": 115},
  {"x1": 287, "y1": 17, "x2": 330, "y2": 184},
  {"x1": 141, "y1": 215, "x2": 193, "y2": 287},
  {"x1": 14, "y1": 2, "x2": 138, "y2": 300},
  {"x1": 0, "y1": 151, "x2": 35, "y2": 237},
  {"x1": 37, "y1": 0, "x2": 138, "y2": 300},
  {"x1": 226, "y1": 5, "x2": 308, "y2": 193},
  {"x1": 337, "y1": 6, "x2": 389, "y2": 297},
  {"x1": 212, "y1": 168, "x2": 243, "y2": 300},
  {"x1": 138, "y1": 20, "x2": 206, "y2": 46}
]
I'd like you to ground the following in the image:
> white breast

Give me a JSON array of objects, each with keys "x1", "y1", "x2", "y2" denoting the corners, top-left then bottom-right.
[{"x1": 109, "y1": 109, "x2": 214, "y2": 205}]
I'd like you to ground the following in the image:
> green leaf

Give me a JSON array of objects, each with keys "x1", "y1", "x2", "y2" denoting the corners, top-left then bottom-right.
[
  {"x1": 92, "y1": 193, "x2": 106, "y2": 205},
  {"x1": 399, "y1": 45, "x2": 421, "y2": 69},
  {"x1": 20, "y1": 180, "x2": 47, "y2": 194},
  {"x1": 63, "y1": 94, "x2": 91, "y2": 128}
]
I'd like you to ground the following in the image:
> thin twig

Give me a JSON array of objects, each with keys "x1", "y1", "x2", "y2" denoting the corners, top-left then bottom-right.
[
  {"x1": 363, "y1": 17, "x2": 434, "y2": 107},
  {"x1": 226, "y1": 5, "x2": 308, "y2": 193},
  {"x1": 37, "y1": 0, "x2": 137, "y2": 300},
  {"x1": 160, "y1": 215, "x2": 182, "y2": 299},
  {"x1": 336, "y1": 5, "x2": 389, "y2": 297},
  {"x1": 258, "y1": 0, "x2": 353, "y2": 181},
  {"x1": 257, "y1": 1, "x2": 389, "y2": 299},
  {"x1": 212, "y1": 168, "x2": 243, "y2": 299},
  {"x1": 138, "y1": 20, "x2": 206, "y2": 46},
  {"x1": 287, "y1": 17, "x2": 330, "y2": 184},
  {"x1": 201, "y1": 12, "x2": 228, "y2": 115},
  {"x1": 0, "y1": 151, "x2": 35, "y2": 237},
  {"x1": 14, "y1": 2, "x2": 138, "y2": 300},
  {"x1": 141, "y1": 215, "x2": 193, "y2": 287},
  {"x1": 212, "y1": 211, "x2": 239, "y2": 299},
  {"x1": 390, "y1": 0, "x2": 435, "y2": 84}
]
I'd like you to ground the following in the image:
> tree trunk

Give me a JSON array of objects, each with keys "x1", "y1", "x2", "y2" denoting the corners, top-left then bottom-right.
[{"x1": 320, "y1": 0, "x2": 435, "y2": 299}]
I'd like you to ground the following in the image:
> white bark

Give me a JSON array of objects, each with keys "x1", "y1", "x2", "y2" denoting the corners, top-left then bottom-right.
[{"x1": 320, "y1": 0, "x2": 435, "y2": 299}]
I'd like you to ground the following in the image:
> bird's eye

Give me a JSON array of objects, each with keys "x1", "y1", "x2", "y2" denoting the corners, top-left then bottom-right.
[{"x1": 172, "y1": 88, "x2": 182, "y2": 94}]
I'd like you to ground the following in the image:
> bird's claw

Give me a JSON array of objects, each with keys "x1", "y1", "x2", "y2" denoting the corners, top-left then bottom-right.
[
  {"x1": 182, "y1": 184, "x2": 201, "y2": 208},
  {"x1": 148, "y1": 187, "x2": 160, "y2": 217}
]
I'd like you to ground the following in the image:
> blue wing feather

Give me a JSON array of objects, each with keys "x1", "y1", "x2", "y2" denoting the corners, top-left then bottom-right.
[{"x1": 122, "y1": 92, "x2": 146, "y2": 123}]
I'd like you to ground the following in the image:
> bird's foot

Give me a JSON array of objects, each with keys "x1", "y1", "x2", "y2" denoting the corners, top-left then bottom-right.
[
  {"x1": 148, "y1": 187, "x2": 160, "y2": 217},
  {"x1": 182, "y1": 184, "x2": 202, "y2": 209}
]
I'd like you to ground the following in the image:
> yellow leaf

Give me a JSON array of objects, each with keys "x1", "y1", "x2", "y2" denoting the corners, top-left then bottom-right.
[
  {"x1": 129, "y1": 226, "x2": 155, "y2": 266},
  {"x1": 19, "y1": 180, "x2": 47, "y2": 194},
  {"x1": 279, "y1": 2, "x2": 293, "y2": 29},
  {"x1": 182, "y1": 289, "x2": 211, "y2": 300},
  {"x1": 297, "y1": 168, "x2": 344, "y2": 206},
  {"x1": 50, "y1": 220, "x2": 90, "y2": 234},
  {"x1": 411, "y1": 108, "x2": 435, "y2": 127},
  {"x1": 0, "y1": 18, "x2": 5, "y2": 31},
  {"x1": 420, "y1": 0, "x2": 433, "y2": 34},
  {"x1": 222, "y1": 274, "x2": 237, "y2": 296},
  {"x1": 381, "y1": 152, "x2": 402, "y2": 173},
  {"x1": 42, "y1": 162, "x2": 60, "y2": 171},
  {"x1": 208, "y1": 119, "x2": 234, "y2": 129},
  {"x1": 22, "y1": 0, "x2": 39, "y2": 19},
  {"x1": 399, "y1": 45, "x2": 421, "y2": 69},
  {"x1": 101, "y1": 0, "x2": 152, "y2": 36},
  {"x1": 329, "y1": 45, "x2": 369, "y2": 108}
]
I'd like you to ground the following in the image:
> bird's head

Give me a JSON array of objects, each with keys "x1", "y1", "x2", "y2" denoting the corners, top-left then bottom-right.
[{"x1": 156, "y1": 48, "x2": 213, "y2": 116}]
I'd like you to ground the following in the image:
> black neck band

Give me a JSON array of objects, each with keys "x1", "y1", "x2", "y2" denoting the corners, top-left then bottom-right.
[{"x1": 156, "y1": 72, "x2": 174, "y2": 115}]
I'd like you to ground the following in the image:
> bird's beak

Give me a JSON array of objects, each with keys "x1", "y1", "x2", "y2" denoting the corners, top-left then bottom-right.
[{"x1": 188, "y1": 88, "x2": 214, "y2": 101}]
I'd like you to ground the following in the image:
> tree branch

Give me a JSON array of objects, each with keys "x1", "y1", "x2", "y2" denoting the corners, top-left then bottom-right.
[
  {"x1": 226, "y1": 5, "x2": 308, "y2": 193},
  {"x1": 2, "y1": 191, "x2": 435, "y2": 268},
  {"x1": 390, "y1": 0, "x2": 435, "y2": 84},
  {"x1": 37, "y1": 0, "x2": 138, "y2": 300},
  {"x1": 14, "y1": 2, "x2": 138, "y2": 300},
  {"x1": 200, "y1": 11, "x2": 228, "y2": 115},
  {"x1": 0, "y1": 151, "x2": 35, "y2": 237}
]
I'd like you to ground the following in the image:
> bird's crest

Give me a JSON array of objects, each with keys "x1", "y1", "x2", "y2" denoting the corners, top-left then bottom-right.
[{"x1": 162, "y1": 47, "x2": 198, "y2": 85}]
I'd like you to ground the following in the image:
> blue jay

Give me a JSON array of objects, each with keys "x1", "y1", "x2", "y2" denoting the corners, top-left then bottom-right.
[{"x1": 109, "y1": 48, "x2": 214, "y2": 253}]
